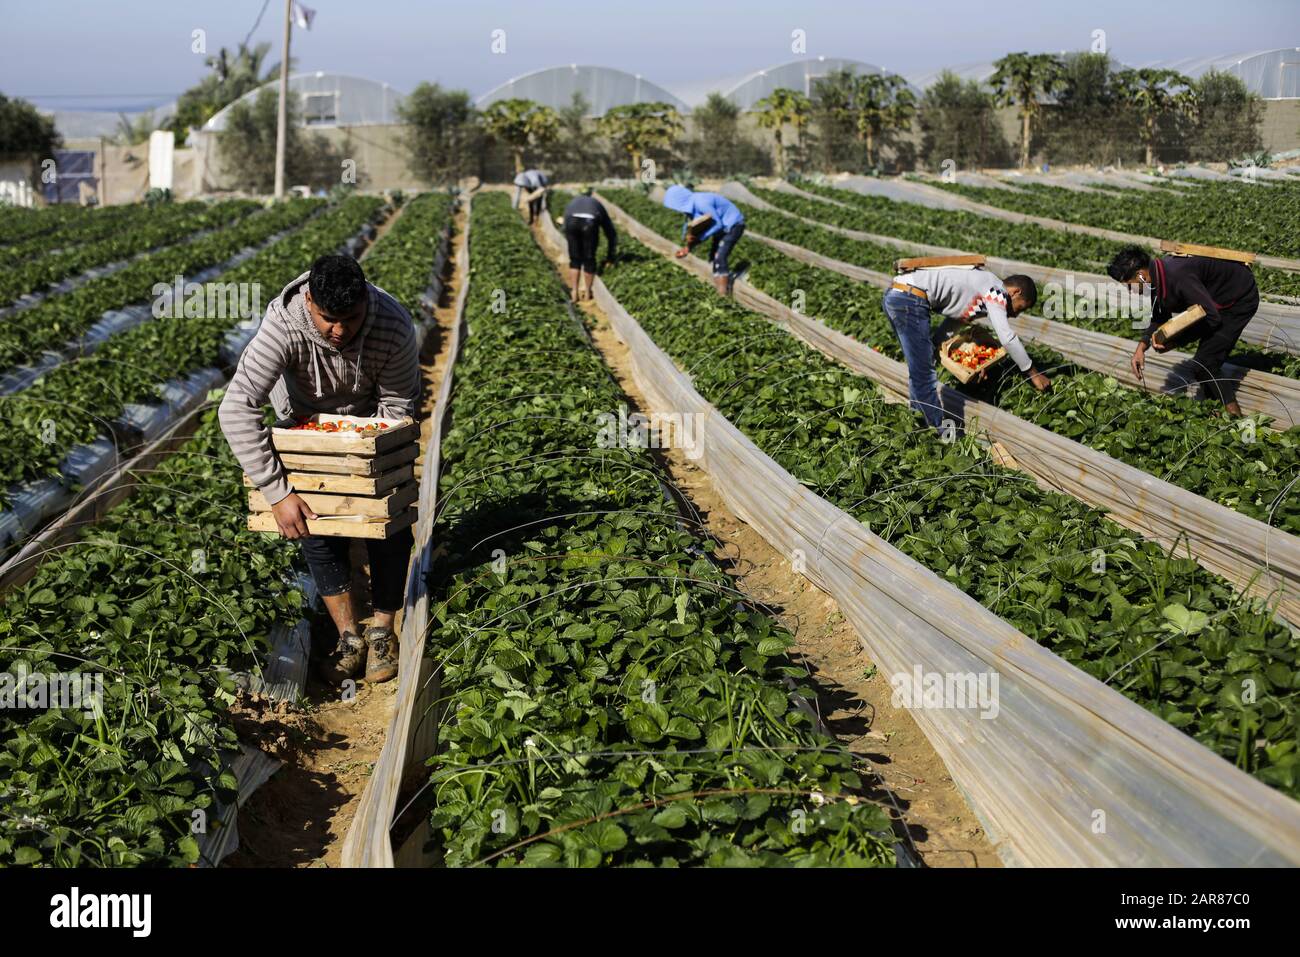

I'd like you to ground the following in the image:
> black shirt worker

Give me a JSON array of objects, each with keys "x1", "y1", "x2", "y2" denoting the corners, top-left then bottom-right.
[
  {"x1": 1110, "y1": 245, "x2": 1259, "y2": 416},
  {"x1": 562, "y1": 190, "x2": 617, "y2": 302}
]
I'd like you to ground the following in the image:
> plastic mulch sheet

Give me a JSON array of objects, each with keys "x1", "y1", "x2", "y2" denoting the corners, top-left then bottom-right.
[
  {"x1": 568, "y1": 208, "x2": 1300, "y2": 867},
  {"x1": 59, "y1": 435, "x2": 121, "y2": 491}
]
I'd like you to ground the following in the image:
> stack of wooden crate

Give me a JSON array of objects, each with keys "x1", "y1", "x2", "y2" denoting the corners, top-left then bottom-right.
[{"x1": 246, "y1": 414, "x2": 419, "y2": 539}]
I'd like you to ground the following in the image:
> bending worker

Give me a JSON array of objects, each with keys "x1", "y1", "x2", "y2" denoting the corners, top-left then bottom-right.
[
  {"x1": 219, "y1": 254, "x2": 421, "y2": 687},
  {"x1": 513, "y1": 168, "x2": 550, "y2": 224},
  {"x1": 662, "y1": 184, "x2": 745, "y2": 297},
  {"x1": 1109, "y1": 245, "x2": 1258, "y2": 416},
  {"x1": 882, "y1": 266, "x2": 1050, "y2": 430},
  {"x1": 562, "y1": 188, "x2": 617, "y2": 302}
]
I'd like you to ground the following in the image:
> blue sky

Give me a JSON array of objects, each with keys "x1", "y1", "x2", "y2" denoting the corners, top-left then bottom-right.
[{"x1": 3, "y1": 0, "x2": 1297, "y2": 111}]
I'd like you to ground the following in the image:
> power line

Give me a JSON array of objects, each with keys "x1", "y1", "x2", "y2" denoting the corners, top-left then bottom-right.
[{"x1": 241, "y1": 0, "x2": 273, "y2": 50}]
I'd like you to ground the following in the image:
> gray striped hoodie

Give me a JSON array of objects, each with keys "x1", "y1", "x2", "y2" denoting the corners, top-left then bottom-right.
[{"x1": 218, "y1": 270, "x2": 421, "y2": 506}]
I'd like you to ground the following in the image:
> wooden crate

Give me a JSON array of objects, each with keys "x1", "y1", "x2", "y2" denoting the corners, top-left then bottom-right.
[
  {"x1": 248, "y1": 481, "x2": 418, "y2": 517},
  {"x1": 247, "y1": 506, "x2": 416, "y2": 540},
  {"x1": 1159, "y1": 240, "x2": 1256, "y2": 265},
  {"x1": 246, "y1": 414, "x2": 420, "y2": 538},
  {"x1": 277, "y1": 443, "x2": 418, "y2": 477},
  {"x1": 269, "y1": 414, "x2": 418, "y2": 455},
  {"x1": 245, "y1": 464, "x2": 414, "y2": 496},
  {"x1": 940, "y1": 327, "x2": 1007, "y2": 384},
  {"x1": 1151, "y1": 304, "x2": 1207, "y2": 349},
  {"x1": 686, "y1": 214, "x2": 714, "y2": 242},
  {"x1": 896, "y1": 254, "x2": 986, "y2": 273}
]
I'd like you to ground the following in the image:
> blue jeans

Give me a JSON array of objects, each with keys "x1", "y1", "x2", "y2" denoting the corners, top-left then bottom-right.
[
  {"x1": 882, "y1": 288, "x2": 944, "y2": 429},
  {"x1": 709, "y1": 223, "x2": 745, "y2": 277}
]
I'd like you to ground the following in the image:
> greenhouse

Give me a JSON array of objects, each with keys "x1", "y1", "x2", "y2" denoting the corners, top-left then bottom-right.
[
  {"x1": 474, "y1": 64, "x2": 690, "y2": 116},
  {"x1": 202, "y1": 72, "x2": 407, "y2": 131},
  {"x1": 1142, "y1": 48, "x2": 1300, "y2": 99}
]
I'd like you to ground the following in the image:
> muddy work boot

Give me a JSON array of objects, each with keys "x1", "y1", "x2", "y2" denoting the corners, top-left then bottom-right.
[
  {"x1": 319, "y1": 629, "x2": 367, "y2": 685},
  {"x1": 364, "y1": 625, "x2": 399, "y2": 683}
]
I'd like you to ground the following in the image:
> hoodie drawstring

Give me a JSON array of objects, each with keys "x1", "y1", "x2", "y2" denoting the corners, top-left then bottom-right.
[
  {"x1": 311, "y1": 345, "x2": 324, "y2": 398},
  {"x1": 353, "y1": 336, "x2": 364, "y2": 392}
]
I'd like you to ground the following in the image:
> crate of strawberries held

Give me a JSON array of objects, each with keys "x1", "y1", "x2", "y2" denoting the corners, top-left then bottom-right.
[
  {"x1": 245, "y1": 413, "x2": 420, "y2": 539},
  {"x1": 939, "y1": 327, "x2": 1007, "y2": 384}
]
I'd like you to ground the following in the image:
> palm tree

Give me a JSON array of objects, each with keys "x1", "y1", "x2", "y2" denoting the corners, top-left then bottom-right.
[
  {"x1": 479, "y1": 98, "x2": 561, "y2": 173},
  {"x1": 754, "y1": 88, "x2": 811, "y2": 177},
  {"x1": 597, "y1": 102, "x2": 684, "y2": 178},
  {"x1": 813, "y1": 69, "x2": 915, "y2": 170},
  {"x1": 1113, "y1": 68, "x2": 1196, "y2": 166},
  {"x1": 853, "y1": 74, "x2": 915, "y2": 170},
  {"x1": 989, "y1": 52, "x2": 1066, "y2": 169},
  {"x1": 168, "y1": 41, "x2": 280, "y2": 143}
]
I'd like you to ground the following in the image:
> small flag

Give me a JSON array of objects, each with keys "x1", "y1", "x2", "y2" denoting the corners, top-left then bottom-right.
[{"x1": 292, "y1": 1, "x2": 315, "y2": 30}]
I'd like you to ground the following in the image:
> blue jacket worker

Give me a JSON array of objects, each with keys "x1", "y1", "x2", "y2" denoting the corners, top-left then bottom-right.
[{"x1": 662, "y1": 184, "x2": 745, "y2": 297}]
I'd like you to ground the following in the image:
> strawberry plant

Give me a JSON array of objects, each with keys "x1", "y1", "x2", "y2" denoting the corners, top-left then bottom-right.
[
  {"x1": 424, "y1": 192, "x2": 897, "y2": 867},
  {"x1": 0, "y1": 200, "x2": 259, "y2": 308},
  {"x1": 593, "y1": 201, "x2": 1300, "y2": 798},
  {"x1": 929, "y1": 177, "x2": 1300, "y2": 296},
  {"x1": 0, "y1": 198, "x2": 323, "y2": 377},
  {"x1": 0, "y1": 204, "x2": 94, "y2": 246},
  {"x1": 767, "y1": 180, "x2": 1300, "y2": 331},
  {"x1": 599, "y1": 188, "x2": 1300, "y2": 535}
]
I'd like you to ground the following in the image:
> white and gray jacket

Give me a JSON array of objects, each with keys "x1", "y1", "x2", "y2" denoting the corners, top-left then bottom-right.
[
  {"x1": 218, "y1": 270, "x2": 421, "y2": 506},
  {"x1": 895, "y1": 266, "x2": 1033, "y2": 371}
]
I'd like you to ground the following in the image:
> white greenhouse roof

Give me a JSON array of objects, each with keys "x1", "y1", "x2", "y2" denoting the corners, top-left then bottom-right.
[
  {"x1": 719, "y1": 57, "x2": 913, "y2": 110},
  {"x1": 202, "y1": 73, "x2": 406, "y2": 131},
  {"x1": 1141, "y1": 48, "x2": 1300, "y2": 99},
  {"x1": 474, "y1": 65, "x2": 689, "y2": 116}
]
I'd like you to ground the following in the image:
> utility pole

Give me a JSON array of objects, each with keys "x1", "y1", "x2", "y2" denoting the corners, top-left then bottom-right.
[{"x1": 273, "y1": 0, "x2": 292, "y2": 199}]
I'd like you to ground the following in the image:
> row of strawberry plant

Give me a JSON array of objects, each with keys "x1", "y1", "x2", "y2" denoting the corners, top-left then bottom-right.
[
  {"x1": 0, "y1": 198, "x2": 323, "y2": 378},
  {"x1": 600, "y1": 188, "x2": 1300, "y2": 535},
  {"x1": 424, "y1": 191, "x2": 897, "y2": 867},
  {"x1": 0, "y1": 203, "x2": 93, "y2": 246},
  {"x1": 591, "y1": 200, "x2": 1300, "y2": 798},
  {"x1": 353, "y1": 192, "x2": 454, "y2": 306},
  {"x1": 929, "y1": 177, "x2": 1300, "y2": 264},
  {"x1": 0, "y1": 195, "x2": 383, "y2": 503},
  {"x1": 6, "y1": 203, "x2": 151, "y2": 262},
  {"x1": 768, "y1": 181, "x2": 1300, "y2": 347},
  {"x1": 0, "y1": 199, "x2": 260, "y2": 308},
  {"x1": 0, "y1": 406, "x2": 305, "y2": 865}
]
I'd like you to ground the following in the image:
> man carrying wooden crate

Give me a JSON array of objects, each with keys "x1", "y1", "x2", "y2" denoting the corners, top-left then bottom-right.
[
  {"x1": 1109, "y1": 245, "x2": 1259, "y2": 416},
  {"x1": 218, "y1": 254, "x2": 421, "y2": 685},
  {"x1": 882, "y1": 264, "x2": 1050, "y2": 430}
]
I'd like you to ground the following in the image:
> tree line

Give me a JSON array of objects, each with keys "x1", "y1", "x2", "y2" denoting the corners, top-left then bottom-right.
[
  {"x1": 0, "y1": 47, "x2": 1270, "y2": 197},
  {"x1": 400, "y1": 51, "x2": 1266, "y2": 186}
]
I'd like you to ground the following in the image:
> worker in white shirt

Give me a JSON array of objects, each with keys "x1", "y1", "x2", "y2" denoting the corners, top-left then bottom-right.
[
  {"x1": 512, "y1": 168, "x2": 550, "y2": 224},
  {"x1": 882, "y1": 267, "x2": 1050, "y2": 429}
]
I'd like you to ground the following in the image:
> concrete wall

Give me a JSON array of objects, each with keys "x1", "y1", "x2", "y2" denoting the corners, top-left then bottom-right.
[
  {"x1": 1261, "y1": 99, "x2": 1300, "y2": 154},
  {"x1": 191, "y1": 123, "x2": 423, "y2": 194}
]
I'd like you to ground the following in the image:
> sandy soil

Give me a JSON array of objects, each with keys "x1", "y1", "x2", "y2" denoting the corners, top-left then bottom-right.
[
  {"x1": 531, "y1": 213, "x2": 1001, "y2": 867},
  {"x1": 224, "y1": 201, "x2": 467, "y2": 867}
]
